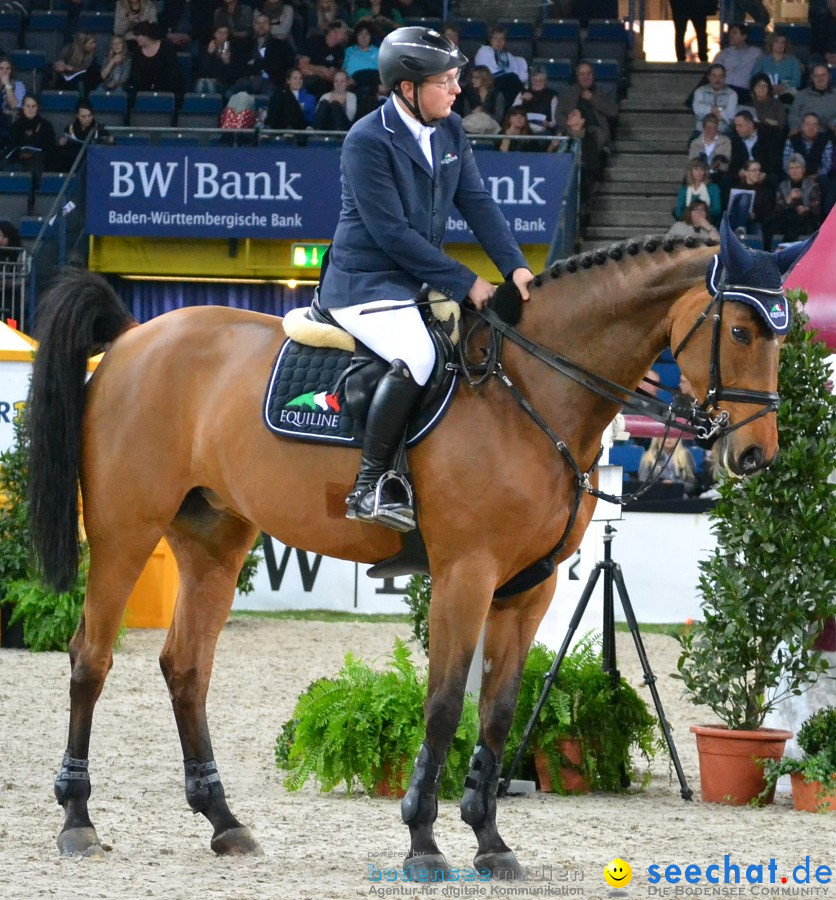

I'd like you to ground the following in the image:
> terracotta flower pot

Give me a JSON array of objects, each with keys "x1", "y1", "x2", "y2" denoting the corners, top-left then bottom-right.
[
  {"x1": 690, "y1": 724, "x2": 792, "y2": 805},
  {"x1": 790, "y1": 772, "x2": 836, "y2": 813},
  {"x1": 534, "y1": 739, "x2": 590, "y2": 794},
  {"x1": 375, "y1": 759, "x2": 407, "y2": 798}
]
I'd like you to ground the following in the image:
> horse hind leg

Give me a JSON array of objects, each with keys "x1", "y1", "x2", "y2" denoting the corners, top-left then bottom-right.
[
  {"x1": 460, "y1": 574, "x2": 557, "y2": 881},
  {"x1": 159, "y1": 492, "x2": 262, "y2": 856},
  {"x1": 56, "y1": 528, "x2": 163, "y2": 857}
]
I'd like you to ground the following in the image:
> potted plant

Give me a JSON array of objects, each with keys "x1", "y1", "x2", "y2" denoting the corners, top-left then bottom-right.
[
  {"x1": 275, "y1": 638, "x2": 479, "y2": 798},
  {"x1": 504, "y1": 634, "x2": 660, "y2": 795},
  {"x1": 676, "y1": 293, "x2": 836, "y2": 805},
  {"x1": 763, "y1": 707, "x2": 836, "y2": 812}
]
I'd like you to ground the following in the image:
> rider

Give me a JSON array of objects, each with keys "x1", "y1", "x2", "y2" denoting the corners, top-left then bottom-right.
[{"x1": 318, "y1": 26, "x2": 533, "y2": 531}]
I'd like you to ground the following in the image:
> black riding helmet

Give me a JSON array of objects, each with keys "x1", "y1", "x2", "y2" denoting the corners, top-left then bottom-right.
[{"x1": 378, "y1": 26, "x2": 468, "y2": 126}]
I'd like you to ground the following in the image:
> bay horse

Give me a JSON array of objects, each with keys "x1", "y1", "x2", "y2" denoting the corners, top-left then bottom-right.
[{"x1": 28, "y1": 226, "x2": 802, "y2": 875}]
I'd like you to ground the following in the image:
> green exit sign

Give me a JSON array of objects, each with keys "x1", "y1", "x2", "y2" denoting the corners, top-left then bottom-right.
[{"x1": 291, "y1": 243, "x2": 329, "y2": 268}]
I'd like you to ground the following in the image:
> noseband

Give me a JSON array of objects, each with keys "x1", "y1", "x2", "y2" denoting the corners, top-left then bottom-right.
[{"x1": 672, "y1": 283, "x2": 782, "y2": 437}]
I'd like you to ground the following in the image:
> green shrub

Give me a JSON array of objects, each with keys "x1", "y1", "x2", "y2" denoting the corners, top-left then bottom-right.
[
  {"x1": 276, "y1": 638, "x2": 479, "y2": 797},
  {"x1": 763, "y1": 707, "x2": 836, "y2": 807},
  {"x1": 404, "y1": 574, "x2": 431, "y2": 655},
  {"x1": 676, "y1": 293, "x2": 836, "y2": 730}
]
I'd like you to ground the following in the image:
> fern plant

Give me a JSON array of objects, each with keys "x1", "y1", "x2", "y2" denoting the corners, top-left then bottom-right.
[
  {"x1": 276, "y1": 638, "x2": 479, "y2": 797},
  {"x1": 504, "y1": 634, "x2": 660, "y2": 794}
]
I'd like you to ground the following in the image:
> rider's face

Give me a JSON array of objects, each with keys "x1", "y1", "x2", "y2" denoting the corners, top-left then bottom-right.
[{"x1": 412, "y1": 67, "x2": 461, "y2": 120}]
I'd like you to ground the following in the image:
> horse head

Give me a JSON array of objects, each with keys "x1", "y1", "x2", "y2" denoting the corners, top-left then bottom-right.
[{"x1": 669, "y1": 217, "x2": 813, "y2": 476}]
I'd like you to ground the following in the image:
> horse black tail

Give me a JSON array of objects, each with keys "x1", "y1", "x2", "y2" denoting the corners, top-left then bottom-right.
[{"x1": 28, "y1": 267, "x2": 136, "y2": 592}]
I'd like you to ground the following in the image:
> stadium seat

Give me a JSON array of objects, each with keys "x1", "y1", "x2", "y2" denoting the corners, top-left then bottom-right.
[
  {"x1": 653, "y1": 362, "x2": 681, "y2": 392},
  {"x1": 0, "y1": 11, "x2": 23, "y2": 53},
  {"x1": 497, "y1": 19, "x2": 535, "y2": 58},
  {"x1": 113, "y1": 131, "x2": 152, "y2": 144},
  {"x1": 9, "y1": 49, "x2": 47, "y2": 95},
  {"x1": 38, "y1": 90, "x2": 80, "y2": 133},
  {"x1": 0, "y1": 172, "x2": 32, "y2": 223},
  {"x1": 609, "y1": 443, "x2": 644, "y2": 477},
  {"x1": 176, "y1": 92, "x2": 223, "y2": 129},
  {"x1": 536, "y1": 20, "x2": 580, "y2": 64},
  {"x1": 533, "y1": 57, "x2": 573, "y2": 90},
  {"x1": 453, "y1": 17, "x2": 487, "y2": 59},
  {"x1": 90, "y1": 91, "x2": 128, "y2": 128},
  {"x1": 774, "y1": 23, "x2": 812, "y2": 66},
  {"x1": 32, "y1": 171, "x2": 79, "y2": 219},
  {"x1": 581, "y1": 20, "x2": 628, "y2": 70},
  {"x1": 130, "y1": 91, "x2": 176, "y2": 129},
  {"x1": 22, "y1": 11, "x2": 68, "y2": 61},
  {"x1": 159, "y1": 132, "x2": 201, "y2": 146}
]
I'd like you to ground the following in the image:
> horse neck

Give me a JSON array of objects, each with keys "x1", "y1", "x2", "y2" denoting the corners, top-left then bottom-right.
[{"x1": 508, "y1": 246, "x2": 715, "y2": 460}]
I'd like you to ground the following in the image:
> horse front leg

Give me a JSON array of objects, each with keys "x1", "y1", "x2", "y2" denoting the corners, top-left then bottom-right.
[
  {"x1": 161, "y1": 516, "x2": 262, "y2": 856},
  {"x1": 460, "y1": 574, "x2": 557, "y2": 881},
  {"x1": 401, "y1": 566, "x2": 495, "y2": 880}
]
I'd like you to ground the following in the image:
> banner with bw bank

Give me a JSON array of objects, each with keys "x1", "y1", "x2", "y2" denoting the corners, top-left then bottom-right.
[{"x1": 86, "y1": 145, "x2": 570, "y2": 244}]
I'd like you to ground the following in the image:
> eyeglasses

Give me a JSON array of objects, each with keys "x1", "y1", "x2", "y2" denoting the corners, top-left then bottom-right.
[{"x1": 424, "y1": 75, "x2": 460, "y2": 91}]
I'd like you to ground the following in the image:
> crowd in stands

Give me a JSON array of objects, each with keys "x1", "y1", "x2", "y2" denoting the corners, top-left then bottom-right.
[
  {"x1": 671, "y1": 16, "x2": 836, "y2": 249},
  {"x1": 0, "y1": 1, "x2": 620, "y2": 230}
]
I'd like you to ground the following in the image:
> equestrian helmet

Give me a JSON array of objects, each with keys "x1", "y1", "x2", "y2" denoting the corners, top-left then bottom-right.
[{"x1": 378, "y1": 27, "x2": 468, "y2": 90}]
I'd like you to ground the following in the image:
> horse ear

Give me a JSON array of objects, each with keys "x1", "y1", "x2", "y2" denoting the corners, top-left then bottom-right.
[
  {"x1": 719, "y1": 213, "x2": 754, "y2": 277},
  {"x1": 774, "y1": 231, "x2": 817, "y2": 277}
]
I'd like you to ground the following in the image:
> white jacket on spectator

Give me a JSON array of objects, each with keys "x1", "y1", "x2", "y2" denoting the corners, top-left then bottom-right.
[
  {"x1": 473, "y1": 44, "x2": 528, "y2": 85},
  {"x1": 692, "y1": 85, "x2": 738, "y2": 131},
  {"x1": 688, "y1": 131, "x2": 732, "y2": 163}
]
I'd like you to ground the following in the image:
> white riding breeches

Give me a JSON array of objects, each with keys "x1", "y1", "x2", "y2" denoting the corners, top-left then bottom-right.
[{"x1": 330, "y1": 299, "x2": 436, "y2": 387}]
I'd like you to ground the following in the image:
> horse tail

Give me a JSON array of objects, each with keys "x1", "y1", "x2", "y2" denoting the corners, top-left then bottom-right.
[{"x1": 28, "y1": 268, "x2": 136, "y2": 592}]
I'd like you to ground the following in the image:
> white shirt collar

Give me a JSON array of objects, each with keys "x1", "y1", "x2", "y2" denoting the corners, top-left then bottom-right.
[{"x1": 393, "y1": 95, "x2": 435, "y2": 169}]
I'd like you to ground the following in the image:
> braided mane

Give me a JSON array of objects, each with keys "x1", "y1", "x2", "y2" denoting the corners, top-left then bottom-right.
[{"x1": 530, "y1": 233, "x2": 720, "y2": 287}]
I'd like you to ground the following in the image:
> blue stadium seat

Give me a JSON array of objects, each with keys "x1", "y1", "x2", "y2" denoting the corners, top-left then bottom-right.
[
  {"x1": 0, "y1": 11, "x2": 22, "y2": 52},
  {"x1": 609, "y1": 443, "x2": 644, "y2": 477},
  {"x1": 177, "y1": 93, "x2": 223, "y2": 129},
  {"x1": 159, "y1": 133, "x2": 201, "y2": 146},
  {"x1": 453, "y1": 17, "x2": 487, "y2": 58},
  {"x1": 536, "y1": 20, "x2": 580, "y2": 64},
  {"x1": 33, "y1": 171, "x2": 79, "y2": 218},
  {"x1": 653, "y1": 362, "x2": 681, "y2": 391},
  {"x1": 130, "y1": 91, "x2": 176, "y2": 128},
  {"x1": 497, "y1": 19, "x2": 535, "y2": 58},
  {"x1": 9, "y1": 49, "x2": 47, "y2": 95},
  {"x1": 23, "y1": 11, "x2": 68, "y2": 61},
  {"x1": 691, "y1": 446, "x2": 706, "y2": 472},
  {"x1": 534, "y1": 57, "x2": 573, "y2": 89},
  {"x1": 404, "y1": 17, "x2": 443, "y2": 30},
  {"x1": 90, "y1": 91, "x2": 128, "y2": 127},
  {"x1": 588, "y1": 58, "x2": 620, "y2": 82},
  {"x1": 0, "y1": 172, "x2": 32, "y2": 222},
  {"x1": 38, "y1": 90, "x2": 80, "y2": 133},
  {"x1": 581, "y1": 19, "x2": 628, "y2": 68},
  {"x1": 113, "y1": 132, "x2": 152, "y2": 145},
  {"x1": 774, "y1": 23, "x2": 812, "y2": 66}
]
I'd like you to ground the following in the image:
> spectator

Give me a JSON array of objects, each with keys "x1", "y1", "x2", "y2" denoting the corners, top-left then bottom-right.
[
  {"x1": 693, "y1": 64, "x2": 738, "y2": 134},
  {"x1": 458, "y1": 65, "x2": 504, "y2": 127},
  {"x1": 730, "y1": 109, "x2": 782, "y2": 182},
  {"x1": 557, "y1": 60, "x2": 619, "y2": 149},
  {"x1": 727, "y1": 159, "x2": 774, "y2": 235},
  {"x1": 670, "y1": 0, "x2": 709, "y2": 63},
  {"x1": 783, "y1": 112, "x2": 834, "y2": 177},
  {"x1": 788, "y1": 64, "x2": 836, "y2": 133},
  {"x1": 95, "y1": 36, "x2": 132, "y2": 95},
  {"x1": 312, "y1": 68, "x2": 356, "y2": 130},
  {"x1": 638, "y1": 436, "x2": 699, "y2": 496},
  {"x1": 0, "y1": 58, "x2": 26, "y2": 146},
  {"x1": 763, "y1": 153, "x2": 821, "y2": 249},
  {"x1": 261, "y1": 0, "x2": 295, "y2": 42},
  {"x1": 306, "y1": 0, "x2": 348, "y2": 34},
  {"x1": 53, "y1": 32, "x2": 101, "y2": 96},
  {"x1": 512, "y1": 66, "x2": 559, "y2": 134},
  {"x1": 130, "y1": 21, "x2": 184, "y2": 99},
  {"x1": 713, "y1": 23, "x2": 761, "y2": 104},
  {"x1": 351, "y1": 0, "x2": 403, "y2": 29},
  {"x1": 748, "y1": 74, "x2": 787, "y2": 141},
  {"x1": 114, "y1": 0, "x2": 158, "y2": 45},
  {"x1": 810, "y1": 0, "x2": 836, "y2": 65},
  {"x1": 474, "y1": 24, "x2": 528, "y2": 109},
  {"x1": 56, "y1": 99, "x2": 110, "y2": 170},
  {"x1": 674, "y1": 158, "x2": 722, "y2": 222},
  {"x1": 299, "y1": 19, "x2": 351, "y2": 98},
  {"x1": 688, "y1": 113, "x2": 732, "y2": 169},
  {"x1": 228, "y1": 12, "x2": 295, "y2": 96},
  {"x1": 750, "y1": 32, "x2": 802, "y2": 103},
  {"x1": 343, "y1": 21, "x2": 380, "y2": 105},
  {"x1": 559, "y1": 107, "x2": 601, "y2": 226},
  {"x1": 265, "y1": 67, "x2": 316, "y2": 128},
  {"x1": 498, "y1": 105, "x2": 542, "y2": 153},
  {"x1": 214, "y1": 0, "x2": 254, "y2": 54},
  {"x1": 6, "y1": 94, "x2": 56, "y2": 183},
  {"x1": 667, "y1": 198, "x2": 721, "y2": 240},
  {"x1": 158, "y1": 0, "x2": 199, "y2": 50},
  {"x1": 195, "y1": 25, "x2": 237, "y2": 94},
  {"x1": 726, "y1": 0, "x2": 770, "y2": 25}
]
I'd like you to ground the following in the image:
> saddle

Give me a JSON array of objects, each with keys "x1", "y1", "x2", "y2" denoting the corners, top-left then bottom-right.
[{"x1": 263, "y1": 290, "x2": 460, "y2": 448}]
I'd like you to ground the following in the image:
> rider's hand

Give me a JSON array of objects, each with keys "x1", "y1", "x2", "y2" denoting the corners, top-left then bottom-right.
[
  {"x1": 468, "y1": 276, "x2": 496, "y2": 310},
  {"x1": 511, "y1": 267, "x2": 534, "y2": 302}
]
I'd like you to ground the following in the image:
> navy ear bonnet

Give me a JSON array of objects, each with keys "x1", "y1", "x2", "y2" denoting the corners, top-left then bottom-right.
[
  {"x1": 705, "y1": 217, "x2": 816, "y2": 336},
  {"x1": 705, "y1": 252, "x2": 791, "y2": 334}
]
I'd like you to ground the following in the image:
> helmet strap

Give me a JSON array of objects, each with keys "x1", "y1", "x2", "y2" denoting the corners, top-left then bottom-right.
[{"x1": 394, "y1": 83, "x2": 442, "y2": 127}]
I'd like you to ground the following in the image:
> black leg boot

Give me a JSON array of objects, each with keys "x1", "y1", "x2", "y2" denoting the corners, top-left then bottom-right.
[{"x1": 346, "y1": 358, "x2": 423, "y2": 531}]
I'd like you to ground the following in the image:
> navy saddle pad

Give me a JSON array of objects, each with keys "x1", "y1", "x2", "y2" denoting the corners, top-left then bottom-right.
[{"x1": 263, "y1": 339, "x2": 457, "y2": 448}]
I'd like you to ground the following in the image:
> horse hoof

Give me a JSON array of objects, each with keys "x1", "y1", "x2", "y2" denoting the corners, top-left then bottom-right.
[
  {"x1": 403, "y1": 853, "x2": 451, "y2": 881},
  {"x1": 211, "y1": 826, "x2": 264, "y2": 856},
  {"x1": 475, "y1": 851, "x2": 526, "y2": 881},
  {"x1": 57, "y1": 826, "x2": 106, "y2": 859}
]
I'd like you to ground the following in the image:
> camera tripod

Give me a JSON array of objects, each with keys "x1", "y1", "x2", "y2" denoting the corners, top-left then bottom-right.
[{"x1": 499, "y1": 523, "x2": 693, "y2": 800}]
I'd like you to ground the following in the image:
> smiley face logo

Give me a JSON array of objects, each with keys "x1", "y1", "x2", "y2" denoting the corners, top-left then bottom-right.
[{"x1": 604, "y1": 858, "x2": 633, "y2": 889}]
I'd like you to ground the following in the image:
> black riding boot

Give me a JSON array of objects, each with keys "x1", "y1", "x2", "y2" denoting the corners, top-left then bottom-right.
[{"x1": 346, "y1": 358, "x2": 423, "y2": 531}]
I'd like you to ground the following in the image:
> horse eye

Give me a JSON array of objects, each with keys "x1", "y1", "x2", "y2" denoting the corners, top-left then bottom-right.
[{"x1": 731, "y1": 326, "x2": 751, "y2": 345}]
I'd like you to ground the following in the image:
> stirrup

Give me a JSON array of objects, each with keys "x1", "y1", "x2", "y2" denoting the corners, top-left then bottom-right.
[{"x1": 346, "y1": 471, "x2": 416, "y2": 532}]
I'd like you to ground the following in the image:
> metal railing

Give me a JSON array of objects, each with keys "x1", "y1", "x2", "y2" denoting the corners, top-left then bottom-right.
[{"x1": 0, "y1": 246, "x2": 29, "y2": 331}]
